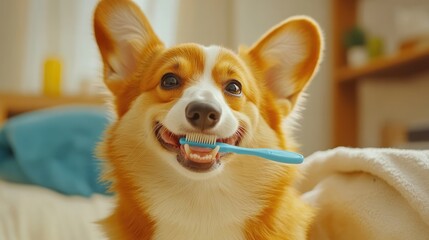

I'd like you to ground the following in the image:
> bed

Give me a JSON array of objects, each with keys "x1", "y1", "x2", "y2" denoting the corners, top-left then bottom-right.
[{"x1": 0, "y1": 180, "x2": 111, "y2": 240}]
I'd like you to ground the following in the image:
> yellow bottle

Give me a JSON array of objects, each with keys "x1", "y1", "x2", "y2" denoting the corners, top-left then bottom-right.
[{"x1": 43, "y1": 57, "x2": 62, "y2": 96}]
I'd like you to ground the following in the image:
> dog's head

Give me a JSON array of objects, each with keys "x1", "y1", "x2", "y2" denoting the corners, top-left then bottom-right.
[{"x1": 94, "y1": 0, "x2": 323, "y2": 180}]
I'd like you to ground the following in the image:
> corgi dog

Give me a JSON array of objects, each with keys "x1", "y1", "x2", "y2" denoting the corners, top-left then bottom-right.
[{"x1": 93, "y1": 0, "x2": 323, "y2": 239}]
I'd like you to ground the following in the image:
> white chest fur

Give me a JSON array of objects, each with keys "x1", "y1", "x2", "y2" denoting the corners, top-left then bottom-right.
[{"x1": 139, "y1": 163, "x2": 264, "y2": 240}]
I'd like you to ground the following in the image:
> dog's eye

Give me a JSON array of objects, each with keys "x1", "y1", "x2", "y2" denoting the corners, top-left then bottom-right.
[
  {"x1": 161, "y1": 73, "x2": 181, "y2": 90},
  {"x1": 224, "y1": 80, "x2": 242, "y2": 96}
]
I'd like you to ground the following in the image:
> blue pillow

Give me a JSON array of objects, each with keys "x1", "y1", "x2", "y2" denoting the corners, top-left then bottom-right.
[{"x1": 0, "y1": 106, "x2": 110, "y2": 197}]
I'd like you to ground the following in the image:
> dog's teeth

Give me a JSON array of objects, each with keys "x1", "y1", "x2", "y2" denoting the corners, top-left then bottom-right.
[
  {"x1": 210, "y1": 146, "x2": 220, "y2": 158},
  {"x1": 184, "y1": 144, "x2": 191, "y2": 155},
  {"x1": 188, "y1": 152, "x2": 216, "y2": 163}
]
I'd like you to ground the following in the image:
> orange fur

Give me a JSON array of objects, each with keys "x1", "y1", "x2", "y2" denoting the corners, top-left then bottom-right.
[{"x1": 94, "y1": 0, "x2": 323, "y2": 239}]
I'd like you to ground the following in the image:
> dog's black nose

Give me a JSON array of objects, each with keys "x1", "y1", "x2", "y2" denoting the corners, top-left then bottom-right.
[{"x1": 185, "y1": 101, "x2": 221, "y2": 130}]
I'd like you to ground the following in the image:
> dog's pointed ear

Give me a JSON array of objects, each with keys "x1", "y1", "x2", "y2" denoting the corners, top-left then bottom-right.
[
  {"x1": 244, "y1": 17, "x2": 323, "y2": 114},
  {"x1": 93, "y1": 0, "x2": 163, "y2": 94}
]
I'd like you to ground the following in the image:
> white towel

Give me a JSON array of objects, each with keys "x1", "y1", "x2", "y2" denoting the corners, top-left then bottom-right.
[{"x1": 296, "y1": 147, "x2": 429, "y2": 240}]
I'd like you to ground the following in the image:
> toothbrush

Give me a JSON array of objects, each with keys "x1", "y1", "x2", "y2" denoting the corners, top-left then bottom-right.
[{"x1": 179, "y1": 134, "x2": 303, "y2": 164}]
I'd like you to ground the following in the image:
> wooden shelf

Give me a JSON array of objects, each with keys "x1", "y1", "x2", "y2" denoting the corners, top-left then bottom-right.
[
  {"x1": 336, "y1": 47, "x2": 429, "y2": 83},
  {"x1": 0, "y1": 93, "x2": 105, "y2": 124},
  {"x1": 332, "y1": 0, "x2": 429, "y2": 147}
]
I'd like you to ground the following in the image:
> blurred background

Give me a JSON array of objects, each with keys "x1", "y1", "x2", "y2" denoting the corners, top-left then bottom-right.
[
  {"x1": 1, "y1": 0, "x2": 429, "y2": 156},
  {"x1": 1, "y1": 0, "x2": 429, "y2": 238}
]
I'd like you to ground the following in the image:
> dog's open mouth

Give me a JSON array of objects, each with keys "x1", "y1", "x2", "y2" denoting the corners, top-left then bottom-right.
[{"x1": 155, "y1": 123, "x2": 242, "y2": 172}]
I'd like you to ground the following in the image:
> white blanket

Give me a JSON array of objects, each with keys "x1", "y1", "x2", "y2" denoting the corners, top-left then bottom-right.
[
  {"x1": 296, "y1": 147, "x2": 429, "y2": 240},
  {"x1": 0, "y1": 180, "x2": 112, "y2": 240}
]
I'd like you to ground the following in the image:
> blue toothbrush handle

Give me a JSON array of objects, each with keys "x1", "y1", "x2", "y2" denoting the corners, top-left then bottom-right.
[
  {"x1": 218, "y1": 143, "x2": 303, "y2": 164},
  {"x1": 178, "y1": 138, "x2": 303, "y2": 164}
]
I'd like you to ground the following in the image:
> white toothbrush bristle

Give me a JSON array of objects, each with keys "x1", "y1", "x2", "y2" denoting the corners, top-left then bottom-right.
[{"x1": 185, "y1": 133, "x2": 217, "y2": 145}]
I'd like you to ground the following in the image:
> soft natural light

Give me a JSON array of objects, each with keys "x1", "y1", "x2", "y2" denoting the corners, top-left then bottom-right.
[{"x1": 20, "y1": 0, "x2": 178, "y2": 95}]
